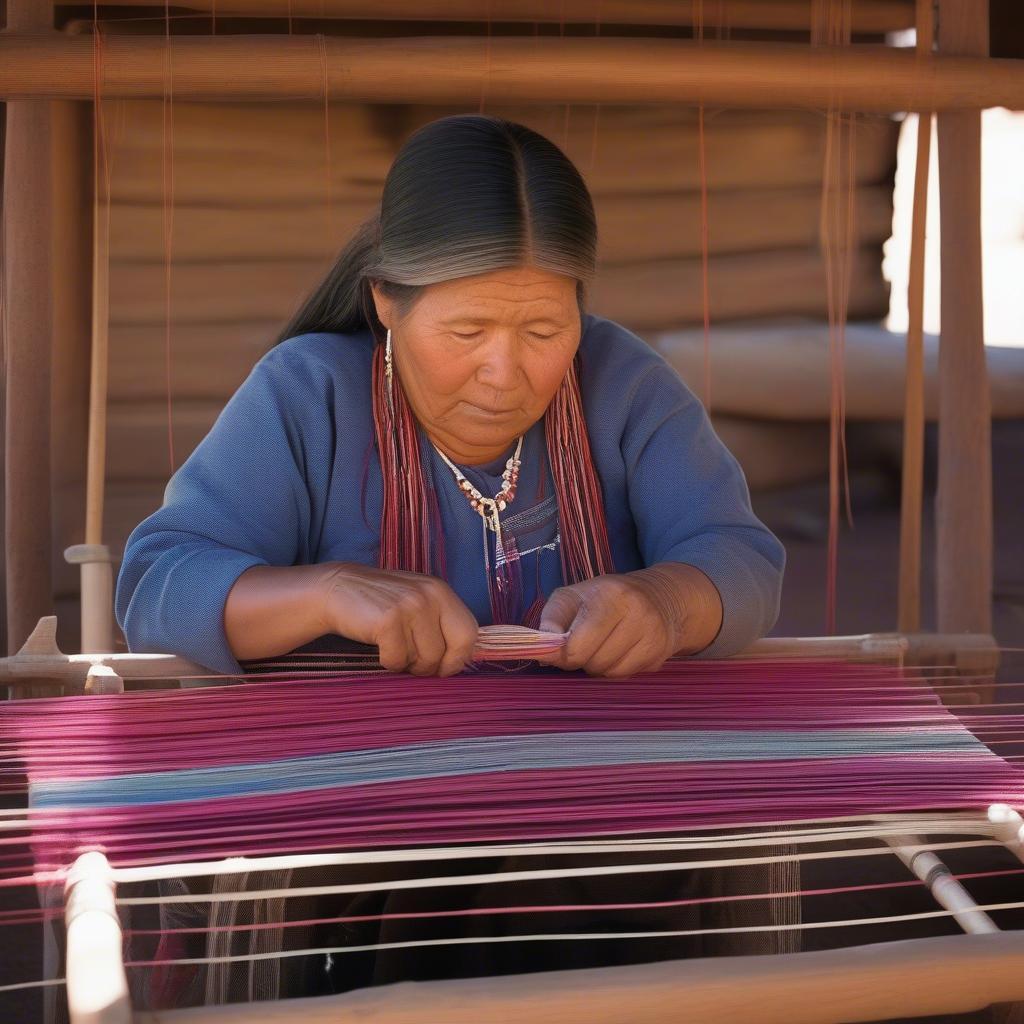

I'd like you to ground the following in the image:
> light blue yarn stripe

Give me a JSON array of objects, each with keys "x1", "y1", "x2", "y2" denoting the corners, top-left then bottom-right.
[{"x1": 31, "y1": 727, "x2": 986, "y2": 811}]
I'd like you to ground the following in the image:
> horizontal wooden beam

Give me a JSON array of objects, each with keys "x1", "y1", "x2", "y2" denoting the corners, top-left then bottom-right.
[
  {"x1": 0, "y1": 616, "x2": 949, "y2": 685},
  {"x1": 102, "y1": 102, "x2": 899, "y2": 204},
  {"x1": 133, "y1": 932, "x2": 1024, "y2": 1024},
  {"x1": 653, "y1": 324, "x2": 1024, "y2": 422},
  {"x1": 106, "y1": 186, "x2": 895, "y2": 265},
  {"x1": 1, "y1": 35, "x2": 1021, "y2": 111},
  {"x1": 101, "y1": 248, "x2": 888, "y2": 332},
  {"x1": 91, "y1": 0, "x2": 916, "y2": 34}
]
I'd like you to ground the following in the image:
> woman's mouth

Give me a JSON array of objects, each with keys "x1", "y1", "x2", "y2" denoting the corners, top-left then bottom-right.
[{"x1": 461, "y1": 401, "x2": 520, "y2": 417}]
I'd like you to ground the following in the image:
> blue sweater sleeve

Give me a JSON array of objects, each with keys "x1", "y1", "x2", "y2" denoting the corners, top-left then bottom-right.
[
  {"x1": 114, "y1": 342, "x2": 320, "y2": 675},
  {"x1": 621, "y1": 362, "x2": 786, "y2": 657}
]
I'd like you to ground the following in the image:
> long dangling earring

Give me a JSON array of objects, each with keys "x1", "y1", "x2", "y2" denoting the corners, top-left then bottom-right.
[
  {"x1": 544, "y1": 357, "x2": 615, "y2": 585},
  {"x1": 384, "y1": 327, "x2": 395, "y2": 412}
]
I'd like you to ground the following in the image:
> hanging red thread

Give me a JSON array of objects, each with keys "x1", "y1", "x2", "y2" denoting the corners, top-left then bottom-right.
[
  {"x1": 317, "y1": 33, "x2": 333, "y2": 245},
  {"x1": 544, "y1": 358, "x2": 615, "y2": 584},
  {"x1": 161, "y1": 1, "x2": 177, "y2": 475},
  {"x1": 815, "y1": 0, "x2": 855, "y2": 635},
  {"x1": 372, "y1": 342, "x2": 436, "y2": 579},
  {"x1": 695, "y1": 0, "x2": 713, "y2": 409},
  {"x1": 480, "y1": 0, "x2": 492, "y2": 114}
]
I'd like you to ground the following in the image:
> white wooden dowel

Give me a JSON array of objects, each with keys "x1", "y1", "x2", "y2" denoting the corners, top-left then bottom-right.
[
  {"x1": 65, "y1": 545, "x2": 115, "y2": 654},
  {"x1": 988, "y1": 805, "x2": 1024, "y2": 865},
  {"x1": 64, "y1": 852, "x2": 132, "y2": 1024},
  {"x1": 885, "y1": 834, "x2": 999, "y2": 935}
]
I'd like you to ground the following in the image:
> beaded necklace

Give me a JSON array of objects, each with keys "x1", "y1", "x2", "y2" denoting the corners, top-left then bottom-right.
[
  {"x1": 433, "y1": 435, "x2": 523, "y2": 522},
  {"x1": 432, "y1": 435, "x2": 525, "y2": 622}
]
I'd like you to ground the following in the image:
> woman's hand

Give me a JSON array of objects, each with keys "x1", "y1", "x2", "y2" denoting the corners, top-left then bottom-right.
[
  {"x1": 319, "y1": 563, "x2": 479, "y2": 677},
  {"x1": 537, "y1": 563, "x2": 723, "y2": 677}
]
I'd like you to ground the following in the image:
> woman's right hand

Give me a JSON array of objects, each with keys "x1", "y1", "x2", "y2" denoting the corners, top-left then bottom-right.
[{"x1": 319, "y1": 563, "x2": 479, "y2": 677}]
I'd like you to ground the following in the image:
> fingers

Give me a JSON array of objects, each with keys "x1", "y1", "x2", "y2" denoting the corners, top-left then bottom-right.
[
  {"x1": 599, "y1": 636, "x2": 672, "y2": 679},
  {"x1": 559, "y1": 595, "x2": 623, "y2": 672},
  {"x1": 375, "y1": 616, "x2": 412, "y2": 673},
  {"x1": 580, "y1": 618, "x2": 646, "y2": 677},
  {"x1": 437, "y1": 590, "x2": 480, "y2": 677},
  {"x1": 539, "y1": 587, "x2": 583, "y2": 635},
  {"x1": 539, "y1": 584, "x2": 623, "y2": 672},
  {"x1": 370, "y1": 587, "x2": 439, "y2": 675},
  {"x1": 368, "y1": 568, "x2": 681, "y2": 680},
  {"x1": 404, "y1": 613, "x2": 445, "y2": 677},
  {"x1": 374, "y1": 578, "x2": 478, "y2": 677},
  {"x1": 540, "y1": 577, "x2": 677, "y2": 678}
]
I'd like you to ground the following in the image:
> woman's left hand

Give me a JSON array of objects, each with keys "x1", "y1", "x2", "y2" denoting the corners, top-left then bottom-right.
[{"x1": 536, "y1": 563, "x2": 724, "y2": 677}]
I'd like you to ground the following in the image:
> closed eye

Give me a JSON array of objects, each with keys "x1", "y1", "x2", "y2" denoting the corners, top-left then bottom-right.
[{"x1": 452, "y1": 329, "x2": 557, "y2": 340}]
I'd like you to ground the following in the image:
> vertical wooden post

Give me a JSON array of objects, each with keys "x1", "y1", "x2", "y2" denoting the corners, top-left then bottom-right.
[
  {"x1": 897, "y1": 0, "x2": 935, "y2": 634},
  {"x1": 3, "y1": 0, "x2": 56, "y2": 653},
  {"x1": 52, "y1": 97, "x2": 96, "y2": 651},
  {"x1": 75, "y1": 25, "x2": 116, "y2": 653},
  {"x1": 935, "y1": 0, "x2": 991, "y2": 636},
  {"x1": 64, "y1": 851, "x2": 132, "y2": 1024}
]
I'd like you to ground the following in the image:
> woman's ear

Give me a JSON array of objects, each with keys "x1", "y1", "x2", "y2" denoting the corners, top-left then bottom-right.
[{"x1": 369, "y1": 280, "x2": 392, "y2": 331}]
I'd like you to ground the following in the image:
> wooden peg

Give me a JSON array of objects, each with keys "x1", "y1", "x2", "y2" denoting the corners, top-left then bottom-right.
[
  {"x1": 64, "y1": 852, "x2": 132, "y2": 1024},
  {"x1": 85, "y1": 664, "x2": 124, "y2": 696}
]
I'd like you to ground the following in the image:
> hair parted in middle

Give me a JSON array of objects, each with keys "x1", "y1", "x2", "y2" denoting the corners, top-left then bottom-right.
[{"x1": 277, "y1": 113, "x2": 613, "y2": 624}]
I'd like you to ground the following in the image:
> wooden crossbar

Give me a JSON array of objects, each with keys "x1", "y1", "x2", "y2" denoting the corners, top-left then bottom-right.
[
  {"x1": 0, "y1": 34, "x2": 1022, "y2": 110},
  {"x1": 121, "y1": 926, "x2": 1024, "y2": 1024},
  {"x1": 96, "y1": 0, "x2": 917, "y2": 34}
]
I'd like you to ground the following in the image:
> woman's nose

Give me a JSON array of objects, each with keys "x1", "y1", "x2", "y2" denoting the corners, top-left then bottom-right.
[{"x1": 475, "y1": 337, "x2": 523, "y2": 391}]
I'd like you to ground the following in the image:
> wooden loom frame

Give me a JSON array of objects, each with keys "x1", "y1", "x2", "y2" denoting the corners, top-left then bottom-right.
[
  {"x1": 2, "y1": 0, "x2": 1021, "y2": 1021},
  {"x1": 4, "y1": 0, "x2": 1018, "y2": 651},
  {"x1": 59, "y1": 803, "x2": 1024, "y2": 1024}
]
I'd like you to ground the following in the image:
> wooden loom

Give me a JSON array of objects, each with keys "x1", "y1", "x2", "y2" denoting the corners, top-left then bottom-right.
[
  {"x1": 2, "y1": 0, "x2": 1023, "y2": 1021},
  {"x1": 5, "y1": 632, "x2": 1023, "y2": 1024}
]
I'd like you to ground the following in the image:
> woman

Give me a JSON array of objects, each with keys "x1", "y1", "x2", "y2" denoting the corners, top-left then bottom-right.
[
  {"x1": 114, "y1": 113, "x2": 787, "y2": 1000},
  {"x1": 115, "y1": 113, "x2": 784, "y2": 682}
]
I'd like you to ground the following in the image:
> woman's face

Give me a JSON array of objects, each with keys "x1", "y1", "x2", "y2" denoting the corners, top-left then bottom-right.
[{"x1": 371, "y1": 266, "x2": 580, "y2": 465}]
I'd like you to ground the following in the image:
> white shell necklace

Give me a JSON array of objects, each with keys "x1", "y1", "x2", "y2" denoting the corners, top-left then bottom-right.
[
  {"x1": 434, "y1": 434, "x2": 528, "y2": 598},
  {"x1": 432, "y1": 435, "x2": 524, "y2": 532}
]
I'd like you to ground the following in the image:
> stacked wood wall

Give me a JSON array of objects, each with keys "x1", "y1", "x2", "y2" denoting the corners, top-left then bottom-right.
[{"x1": 50, "y1": 98, "x2": 899, "y2": 635}]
